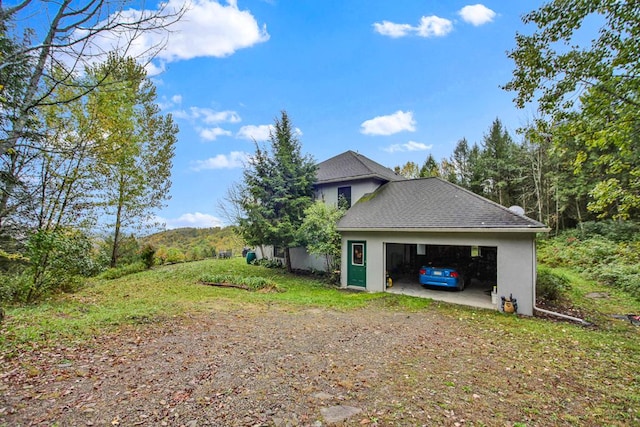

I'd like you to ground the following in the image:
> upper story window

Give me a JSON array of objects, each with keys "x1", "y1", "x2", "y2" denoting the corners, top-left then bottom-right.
[{"x1": 338, "y1": 186, "x2": 352, "y2": 209}]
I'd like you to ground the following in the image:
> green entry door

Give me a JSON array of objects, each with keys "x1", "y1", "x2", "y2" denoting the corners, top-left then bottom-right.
[{"x1": 347, "y1": 241, "x2": 366, "y2": 287}]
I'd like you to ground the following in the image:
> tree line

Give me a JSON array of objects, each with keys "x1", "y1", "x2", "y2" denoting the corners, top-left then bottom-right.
[
  {"x1": 0, "y1": 0, "x2": 181, "y2": 302},
  {"x1": 394, "y1": 117, "x2": 606, "y2": 233},
  {"x1": 396, "y1": 0, "x2": 639, "y2": 231}
]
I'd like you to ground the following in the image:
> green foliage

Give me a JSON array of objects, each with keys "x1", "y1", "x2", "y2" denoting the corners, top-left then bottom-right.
[
  {"x1": 576, "y1": 220, "x2": 640, "y2": 243},
  {"x1": 140, "y1": 244, "x2": 155, "y2": 269},
  {"x1": 505, "y1": 0, "x2": 640, "y2": 220},
  {"x1": 165, "y1": 247, "x2": 186, "y2": 264},
  {"x1": 299, "y1": 201, "x2": 345, "y2": 272},
  {"x1": 100, "y1": 234, "x2": 140, "y2": 266},
  {"x1": 141, "y1": 226, "x2": 240, "y2": 260},
  {"x1": 23, "y1": 229, "x2": 102, "y2": 302},
  {"x1": 477, "y1": 118, "x2": 526, "y2": 207},
  {"x1": 419, "y1": 154, "x2": 440, "y2": 178},
  {"x1": 394, "y1": 161, "x2": 420, "y2": 179},
  {"x1": 597, "y1": 264, "x2": 640, "y2": 299},
  {"x1": 254, "y1": 257, "x2": 284, "y2": 269},
  {"x1": 238, "y1": 111, "x2": 316, "y2": 271},
  {"x1": 86, "y1": 55, "x2": 178, "y2": 267},
  {"x1": 99, "y1": 261, "x2": 148, "y2": 280},
  {"x1": 538, "y1": 225, "x2": 640, "y2": 297},
  {"x1": 0, "y1": 271, "x2": 31, "y2": 304},
  {"x1": 200, "y1": 273, "x2": 279, "y2": 292},
  {"x1": 536, "y1": 267, "x2": 571, "y2": 301}
]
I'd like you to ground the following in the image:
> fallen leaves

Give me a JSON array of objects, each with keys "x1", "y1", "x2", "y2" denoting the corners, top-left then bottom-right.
[{"x1": 1, "y1": 306, "x2": 638, "y2": 426}]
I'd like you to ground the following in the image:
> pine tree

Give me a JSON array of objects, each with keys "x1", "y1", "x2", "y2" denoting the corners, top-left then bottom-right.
[{"x1": 239, "y1": 111, "x2": 316, "y2": 272}]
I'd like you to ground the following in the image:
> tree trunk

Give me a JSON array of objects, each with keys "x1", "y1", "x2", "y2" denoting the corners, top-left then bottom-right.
[{"x1": 285, "y1": 247, "x2": 292, "y2": 273}]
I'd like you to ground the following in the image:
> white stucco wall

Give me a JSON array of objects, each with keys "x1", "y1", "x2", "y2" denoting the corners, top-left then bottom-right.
[
  {"x1": 340, "y1": 231, "x2": 538, "y2": 316},
  {"x1": 254, "y1": 245, "x2": 330, "y2": 272},
  {"x1": 315, "y1": 179, "x2": 382, "y2": 207},
  {"x1": 289, "y1": 246, "x2": 330, "y2": 272}
]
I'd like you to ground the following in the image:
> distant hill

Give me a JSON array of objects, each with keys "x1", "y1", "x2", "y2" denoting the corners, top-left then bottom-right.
[{"x1": 141, "y1": 226, "x2": 245, "y2": 258}]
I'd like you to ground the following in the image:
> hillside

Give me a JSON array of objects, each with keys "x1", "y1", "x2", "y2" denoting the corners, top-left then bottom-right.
[{"x1": 141, "y1": 226, "x2": 245, "y2": 258}]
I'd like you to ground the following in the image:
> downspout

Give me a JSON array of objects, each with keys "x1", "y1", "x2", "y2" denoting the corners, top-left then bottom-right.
[{"x1": 531, "y1": 239, "x2": 592, "y2": 326}]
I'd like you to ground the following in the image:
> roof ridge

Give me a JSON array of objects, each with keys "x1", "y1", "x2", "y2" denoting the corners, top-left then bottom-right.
[{"x1": 350, "y1": 151, "x2": 374, "y2": 174}]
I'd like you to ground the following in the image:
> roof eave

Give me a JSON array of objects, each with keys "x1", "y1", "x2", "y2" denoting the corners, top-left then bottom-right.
[{"x1": 337, "y1": 227, "x2": 552, "y2": 233}]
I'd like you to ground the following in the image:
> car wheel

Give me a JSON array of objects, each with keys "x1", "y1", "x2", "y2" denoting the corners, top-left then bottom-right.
[{"x1": 457, "y1": 276, "x2": 466, "y2": 291}]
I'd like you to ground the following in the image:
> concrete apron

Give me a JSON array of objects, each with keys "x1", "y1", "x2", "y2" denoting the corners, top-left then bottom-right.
[{"x1": 386, "y1": 278, "x2": 497, "y2": 311}]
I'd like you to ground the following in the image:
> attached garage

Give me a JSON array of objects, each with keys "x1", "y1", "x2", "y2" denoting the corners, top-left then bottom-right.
[{"x1": 338, "y1": 178, "x2": 549, "y2": 316}]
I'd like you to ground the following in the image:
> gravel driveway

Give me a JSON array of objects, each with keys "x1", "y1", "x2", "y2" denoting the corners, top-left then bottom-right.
[{"x1": 1, "y1": 304, "x2": 636, "y2": 426}]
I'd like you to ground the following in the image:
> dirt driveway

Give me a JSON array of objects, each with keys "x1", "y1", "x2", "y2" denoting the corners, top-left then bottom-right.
[{"x1": 1, "y1": 304, "x2": 637, "y2": 426}]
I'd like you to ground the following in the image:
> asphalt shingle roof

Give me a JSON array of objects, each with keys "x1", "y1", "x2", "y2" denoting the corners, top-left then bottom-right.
[
  {"x1": 316, "y1": 150, "x2": 403, "y2": 184},
  {"x1": 337, "y1": 177, "x2": 548, "y2": 231}
]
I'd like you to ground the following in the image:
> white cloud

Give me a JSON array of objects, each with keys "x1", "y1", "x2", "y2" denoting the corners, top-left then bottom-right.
[
  {"x1": 236, "y1": 124, "x2": 273, "y2": 141},
  {"x1": 68, "y1": 0, "x2": 269, "y2": 74},
  {"x1": 360, "y1": 111, "x2": 416, "y2": 136},
  {"x1": 159, "y1": 0, "x2": 270, "y2": 62},
  {"x1": 175, "y1": 107, "x2": 240, "y2": 124},
  {"x1": 373, "y1": 16, "x2": 452, "y2": 38},
  {"x1": 372, "y1": 21, "x2": 413, "y2": 38},
  {"x1": 199, "y1": 127, "x2": 232, "y2": 141},
  {"x1": 158, "y1": 94, "x2": 183, "y2": 110},
  {"x1": 191, "y1": 151, "x2": 249, "y2": 171},
  {"x1": 383, "y1": 141, "x2": 433, "y2": 153},
  {"x1": 417, "y1": 16, "x2": 453, "y2": 37},
  {"x1": 160, "y1": 212, "x2": 225, "y2": 229},
  {"x1": 458, "y1": 4, "x2": 496, "y2": 26}
]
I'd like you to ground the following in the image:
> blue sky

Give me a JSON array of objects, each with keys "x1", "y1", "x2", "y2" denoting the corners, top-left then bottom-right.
[{"x1": 51, "y1": 1, "x2": 550, "y2": 228}]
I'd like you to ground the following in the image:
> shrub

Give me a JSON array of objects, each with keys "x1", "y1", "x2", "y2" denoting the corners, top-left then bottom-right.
[
  {"x1": 0, "y1": 271, "x2": 31, "y2": 304},
  {"x1": 536, "y1": 268, "x2": 571, "y2": 301},
  {"x1": 254, "y1": 258, "x2": 283, "y2": 269},
  {"x1": 165, "y1": 247, "x2": 186, "y2": 264},
  {"x1": 99, "y1": 262, "x2": 147, "y2": 280},
  {"x1": 139, "y1": 244, "x2": 156, "y2": 269},
  {"x1": 25, "y1": 229, "x2": 103, "y2": 302},
  {"x1": 578, "y1": 220, "x2": 640, "y2": 243},
  {"x1": 200, "y1": 273, "x2": 280, "y2": 292},
  {"x1": 596, "y1": 264, "x2": 640, "y2": 299}
]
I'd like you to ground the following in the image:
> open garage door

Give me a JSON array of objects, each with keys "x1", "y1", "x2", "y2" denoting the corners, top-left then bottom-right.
[{"x1": 385, "y1": 243, "x2": 497, "y2": 307}]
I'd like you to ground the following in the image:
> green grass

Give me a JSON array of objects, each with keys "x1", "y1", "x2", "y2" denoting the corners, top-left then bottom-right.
[
  {"x1": 2, "y1": 257, "x2": 639, "y2": 424},
  {"x1": 0, "y1": 258, "x2": 430, "y2": 351},
  {"x1": 1, "y1": 257, "x2": 639, "y2": 353}
]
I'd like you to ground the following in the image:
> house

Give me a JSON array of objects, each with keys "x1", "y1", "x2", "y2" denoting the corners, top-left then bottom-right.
[
  {"x1": 337, "y1": 176, "x2": 549, "y2": 316},
  {"x1": 314, "y1": 150, "x2": 404, "y2": 209},
  {"x1": 259, "y1": 150, "x2": 404, "y2": 271},
  {"x1": 256, "y1": 150, "x2": 549, "y2": 315}
]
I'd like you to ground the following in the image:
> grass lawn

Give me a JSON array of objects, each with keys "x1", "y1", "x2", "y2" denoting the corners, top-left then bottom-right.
[{"x1": 1, "y1": 257, "x2": 639, "y2": 425}]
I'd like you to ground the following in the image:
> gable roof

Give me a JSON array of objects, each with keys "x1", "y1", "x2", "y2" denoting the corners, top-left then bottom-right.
[
  {"x1": 315, "y1": 150, "x2": 404, "y2": 185},
  {"x1": 337, "y1": 177, "x2": 549, "y2": 232}
]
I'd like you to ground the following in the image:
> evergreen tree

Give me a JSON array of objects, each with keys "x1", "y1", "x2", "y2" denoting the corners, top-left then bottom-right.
[
  {"x1": 239, "y1": 111, "x2": 316, "y2": 272},
  {"x1": 419, "y1": 154, "x2": 440, "y2": 178},
  {"x1": 478, "y1": 118, "x2": 526, "y2": 207},
  {"x1": 450, "y1": 138, "x2": 471, "y2": 187}
]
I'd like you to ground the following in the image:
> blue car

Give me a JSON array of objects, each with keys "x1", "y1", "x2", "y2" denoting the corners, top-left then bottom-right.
[{"x1": 419, "y1": 265, "x2": 466, "y2": 291}]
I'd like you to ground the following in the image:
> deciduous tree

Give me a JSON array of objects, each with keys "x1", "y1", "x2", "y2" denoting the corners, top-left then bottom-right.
[
  {"x1": 505, "y1": 0, "x2": 640, "y2": 219},
  {"x1": 87, "y1": 55, "x2": 177, "y2": 267},
  {"x1": 299, "y1": 201, "x2": 345, "y2": 273}
]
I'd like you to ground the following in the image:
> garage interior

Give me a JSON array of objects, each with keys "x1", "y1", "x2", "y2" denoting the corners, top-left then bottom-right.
[{"x1": 385, "y1": 243, "x2": 497, "y2": 309}]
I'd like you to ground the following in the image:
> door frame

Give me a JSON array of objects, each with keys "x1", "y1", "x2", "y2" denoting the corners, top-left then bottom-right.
[{"x1": 347, "y1": 240, "x2": 367, "y2": 287}]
